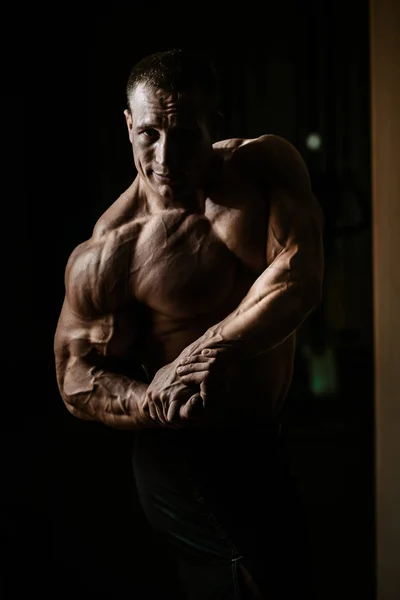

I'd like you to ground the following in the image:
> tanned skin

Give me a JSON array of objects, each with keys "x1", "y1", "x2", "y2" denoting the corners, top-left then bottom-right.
[{"x1": 54, "y1": 82, "x2": 324, "y2": 431}]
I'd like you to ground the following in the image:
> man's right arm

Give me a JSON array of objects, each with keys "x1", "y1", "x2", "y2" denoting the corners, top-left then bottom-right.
[
  {"x1": 54, "y1": 238, "x2": 203, "y2": 429},
  {"x1": 55, "y1": 320, "x2": 153, "y2": 431},
  {"x1": 54, "y1": 237, "x2": 156, "y2": 430}
]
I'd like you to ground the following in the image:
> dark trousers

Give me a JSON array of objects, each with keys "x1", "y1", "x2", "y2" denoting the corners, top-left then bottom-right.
[{"x1": 133, "y1": 421, "x2": 314, "y2": 599}]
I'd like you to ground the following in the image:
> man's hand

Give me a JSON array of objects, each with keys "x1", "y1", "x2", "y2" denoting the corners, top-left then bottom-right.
[
  {"x1": 142, "y1": 359, "x2": 205, "y2": 427},
  {"x1": 175, "y1": 348, "x2": 234, "y2": 406}
]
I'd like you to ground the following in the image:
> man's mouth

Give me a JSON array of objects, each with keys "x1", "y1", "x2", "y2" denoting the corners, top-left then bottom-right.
[{"x1": 153, "y1": 171, "x2": 183, "y2": 184}]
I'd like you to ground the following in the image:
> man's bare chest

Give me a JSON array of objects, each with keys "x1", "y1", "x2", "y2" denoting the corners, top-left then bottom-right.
[{"x1": 132, "y1": 200, "x2": 267, "y2": 318}]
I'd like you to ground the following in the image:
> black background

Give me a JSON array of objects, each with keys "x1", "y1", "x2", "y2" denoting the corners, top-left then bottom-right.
[{"x1": 3, "y1": 1, "x2": 375, "y2": 598}]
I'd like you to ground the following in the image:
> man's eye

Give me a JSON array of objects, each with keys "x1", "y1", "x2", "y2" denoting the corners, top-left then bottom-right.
[{"x1": 142, "y1": 129, "x2": 158, "y2": 138}]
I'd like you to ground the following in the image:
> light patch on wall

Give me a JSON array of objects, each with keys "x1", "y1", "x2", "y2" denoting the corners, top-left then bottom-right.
[{"x1": 305, "y1": 132, "x2": 322, "y2": 151}]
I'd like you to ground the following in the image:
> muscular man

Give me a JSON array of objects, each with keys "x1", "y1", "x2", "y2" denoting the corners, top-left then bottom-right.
[{"x1": 54, "y1": 49, "x2": 324, "y2": 599}]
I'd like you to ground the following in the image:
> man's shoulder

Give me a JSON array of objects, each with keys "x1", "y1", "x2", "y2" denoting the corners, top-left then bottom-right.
[
  {"x1": 215, "y1": 134, "x2": 310, "y2": 189},
  {"x1": 66, "y1": 184, "x2": 142, "y2": 273},
  {"x1": 212, "y1": 136, "x2": 258, "y2": 159},
  {"x1": 214, "y1": 133, "x2": 288, "y2": 148},
  {"x1": 214, "y1": 134, "x2": 300, "y2": 170}
]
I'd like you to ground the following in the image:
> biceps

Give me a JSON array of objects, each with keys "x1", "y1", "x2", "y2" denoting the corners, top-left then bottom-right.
[
  {"x1": 55, "y1": 301, "x2": 112, "y2": 389},
  {"x1": 63, "y1": 355, "x2": 97, "y2": 398},
  {"x1": 266, "y1": 191, "x2": 324, "y2": 277}
]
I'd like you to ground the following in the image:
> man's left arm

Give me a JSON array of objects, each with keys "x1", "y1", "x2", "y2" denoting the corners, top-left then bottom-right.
[{"x1": 178, "y1": 135, "x2": 325, "y2": 363}]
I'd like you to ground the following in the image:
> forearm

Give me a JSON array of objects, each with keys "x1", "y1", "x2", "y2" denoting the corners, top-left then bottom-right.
[
  {"x1": 59, "y1": 358, "x2": 152, "y2": 430},
  {"x1": 180, "y1": 273, "x2": 321, "y2": 361}
]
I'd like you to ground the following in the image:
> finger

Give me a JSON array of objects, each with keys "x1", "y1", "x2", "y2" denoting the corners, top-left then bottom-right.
[
  {"x1": 178, "y1": 355, "x2": 215, "y2": 366},
  {"x1": 178, "y1": 372, "x2": 209, "y2": 386},
  {"x1": 201, "y1": 349, "x2": 218, "y2": 357},
  {"x1": 147, "y1": 393, "x2": 172, "y2": 427},
  {"x1": 177, "y1": 362, "x2": 213, "y2": 375},
  {"x1": 148, "y1": 397, "x2": 160, "y2": 423},
  {"x1": 154, "y1": 399, "x2": 169, "y2": 426},
  {"x1": 144, "y1": 391, "x2": 157, "y2": 421},
  {"x1": 166, "y1": 399, "x2": 183, "y2": 423},
  {"x1": 200, "y1": 380, "x2": 208, "y2": 406},
  {"x1": 179, "y1": 394, "x2": 204, "y2": 420}
]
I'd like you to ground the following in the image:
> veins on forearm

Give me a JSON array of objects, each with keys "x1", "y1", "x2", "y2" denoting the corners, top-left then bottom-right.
[
  {"x1": 179, "y1": 265, "x2": 318, "y2": 361},
  {"x1": 61, "y1": 355, "x2": 148, "y2": 429}
]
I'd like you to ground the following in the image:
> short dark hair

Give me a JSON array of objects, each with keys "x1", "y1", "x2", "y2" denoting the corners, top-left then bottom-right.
[{"x1": 126, "y1": 49, "x2": 220, "y2": 113}]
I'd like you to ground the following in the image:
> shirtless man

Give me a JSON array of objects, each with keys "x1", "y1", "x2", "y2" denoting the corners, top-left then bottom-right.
[{"x1": 54, "y1": 50, "x2": 324, "y2": 599}]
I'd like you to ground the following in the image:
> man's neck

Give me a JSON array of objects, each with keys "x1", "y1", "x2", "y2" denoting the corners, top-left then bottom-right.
[
  {"x1": 138, "y1": 154, "x2": 223, "y2": 215},
  {"x1": 138, "y1": 182, "x2": 207, "y2": 215}
]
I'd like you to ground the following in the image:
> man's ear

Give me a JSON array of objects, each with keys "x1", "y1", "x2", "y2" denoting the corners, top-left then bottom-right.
[{"x1": 124, "y1": 109, "x2": 133, "y2": 142}]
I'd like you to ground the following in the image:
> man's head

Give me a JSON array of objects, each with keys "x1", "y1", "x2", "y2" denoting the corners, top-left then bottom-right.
[{"x1": 124, "y1": 49, "x2": 222, "y2": 201}]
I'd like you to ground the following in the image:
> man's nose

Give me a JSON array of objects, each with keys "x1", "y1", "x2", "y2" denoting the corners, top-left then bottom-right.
[{"x1": 155, "y1": 136, "x2": 178, "y2": 170}]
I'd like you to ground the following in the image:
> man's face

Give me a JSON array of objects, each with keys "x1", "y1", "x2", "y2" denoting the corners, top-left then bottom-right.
[{"x1": 125, "y1": 82, "x2": 215, "y2": 199}]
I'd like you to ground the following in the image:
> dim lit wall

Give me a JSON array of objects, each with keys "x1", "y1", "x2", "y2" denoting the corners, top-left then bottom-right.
[{"x1": 370, "y1": 0, "x2": 400, "y2": 598}]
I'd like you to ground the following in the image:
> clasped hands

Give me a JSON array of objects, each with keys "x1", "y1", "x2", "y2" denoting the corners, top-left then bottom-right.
[{"x1": 141, "y1": 346, "x2": 233, "y2": 427}]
